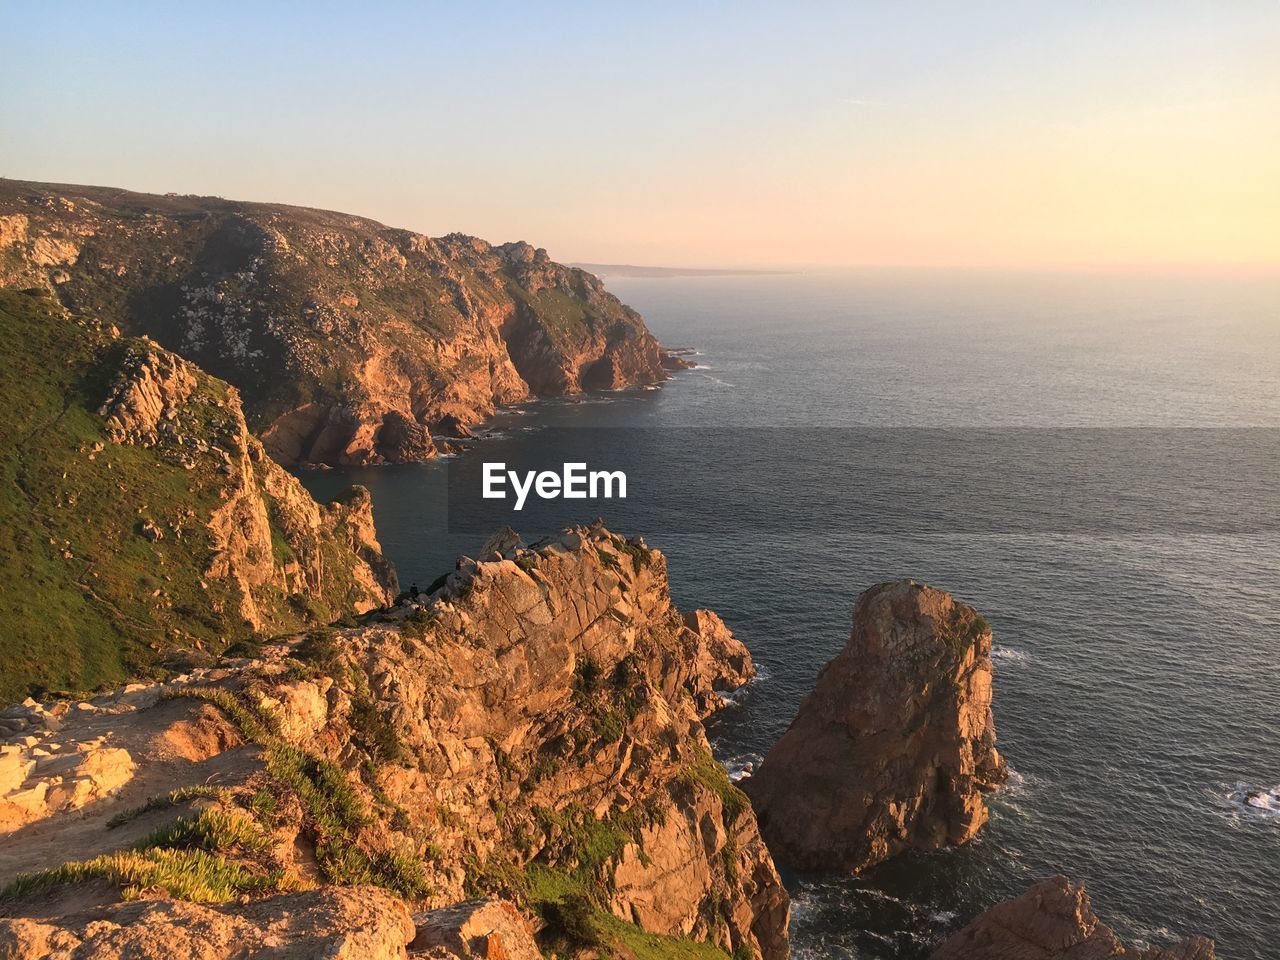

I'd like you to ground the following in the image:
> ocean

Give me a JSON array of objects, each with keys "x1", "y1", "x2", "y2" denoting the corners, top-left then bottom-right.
[{"x1": 300, "y1": 269, "x2": 1280, "y2": 959}]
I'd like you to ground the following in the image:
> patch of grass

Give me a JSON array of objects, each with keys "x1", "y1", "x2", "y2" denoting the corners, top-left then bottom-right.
[
  {"x1": 527, "y1": 865, "x2": 733, "y2": 960},
  {"x1": 676, "y1": 748, "x2": 748, "y2": 823},
  {"x1": 614, "y1": 538, "x2": 653, "y2": 570},
  {"x1": 265, "y1": 742, "x2": 427, "y2": 897},
  {"x1": 0, "y1": 848, "x2": 282, "y2": 904},
  {"x1": 346, "y1": 665, "x2": 405, "y2": 763},
  {"x1": 106, "y1": 785, "x2": 229, "y2": 828},
  {"x1": 163, "y1": 686, "x2": 279, "y2": 743},
  {"x1": 133, "y1": 809, "x2": 269, "y2": 854}
]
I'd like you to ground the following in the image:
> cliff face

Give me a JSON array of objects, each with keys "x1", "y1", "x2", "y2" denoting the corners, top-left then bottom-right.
[
  {"x1": 0, "y1": 525, "x2": 789, "y2": 960},
  {"x1": 0, "y1": 289, "x2": 396, "y2": 702},
  {"x1": 931, "y1": 876, "x2": 1215, "y2": 960},
  {"x1": 0, "y1": 180, "x2": 678, "y2": 467},
  {"x1": 744, "y1": 579, "x2": 1006, "y2": 873}
]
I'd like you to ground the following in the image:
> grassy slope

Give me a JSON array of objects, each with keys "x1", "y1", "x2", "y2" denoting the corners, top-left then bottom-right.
[
  {"x1": 0, "y1": 290, "x2": 315, "y2": 701},
  {"x1": 0, "y1": 289, "x2": 238, "y2": 698}
]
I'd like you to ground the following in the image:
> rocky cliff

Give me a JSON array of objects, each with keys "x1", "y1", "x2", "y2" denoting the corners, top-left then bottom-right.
[
  {"x1": 744, "y1": 579, "x2": 1006, "y2": 873},
  {"x1": 0, "y1": 524, "x2": 790, "y2": 960},
  {"x1": 931, "y1": 876, "x2": 1215, "y2": 960},
  {"x1": 0, "y1": 288, "x2": 396, "y2": 702},
  {"x1": 0, "y1": 179, "x2": 683, "y2": 467}
]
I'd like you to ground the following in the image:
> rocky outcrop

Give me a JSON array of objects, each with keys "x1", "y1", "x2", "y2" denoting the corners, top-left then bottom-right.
[
  {"x1": 744, "y1": 580, "x2": 1006, "y2": 873},
  {"x1": 412, "y1": 899, "x2": 540, "y2": 959},
  {"x1": 0, "y1": 180, "x2": 685, "y2": 467},
  {"x1": 0, "y1": 289, "x2": 396, "y2": 702},
  {"x1": 685, "y1": 609, "x2": 756, "y2": 701},
  {"x1": 0, "y1": 525, "x2": 788, "y2": 960},
  {"x1": 931, "y1": 876, "x2": 1215, "y2": 960}
]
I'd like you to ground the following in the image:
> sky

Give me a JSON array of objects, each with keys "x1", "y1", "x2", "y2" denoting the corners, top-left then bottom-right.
[{"x1": 2, "y1": 2, "x2": 1278, "y2": 269}]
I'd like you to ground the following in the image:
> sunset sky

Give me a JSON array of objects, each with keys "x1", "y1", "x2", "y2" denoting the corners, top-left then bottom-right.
[{"x1": 3, "y1": 2, "x2": 1277, "y2": 269}]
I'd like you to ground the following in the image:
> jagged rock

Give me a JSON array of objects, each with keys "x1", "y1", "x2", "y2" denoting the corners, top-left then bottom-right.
[
  {"x1": 684, "y1": 609, "x2": 755, "y2": 696},
  {"x1": 931, "y1": 876, "x2": 1215, "y2": 960},
  {"x1": 745, "y1": 580, "x2": 1006, "y2": 873},
  {"x1": 0, "y1": 738, "x2": 135, "y2": 833},
  {"x1": 376, "y1": 410, "x2": 436, "y2": 463},
  {"x1": 412, "y1": 899, "x2": 540, "y2": 959},
  {"x1": 0, "y1": 886, "x2": 416, "y2": 960},
  {"x1": 432, "y1": 414, "x2": 474, "y2": 439},
  {"x1": 478, "y1": 526, "x2": 523, "y2": 560},
  {"x1": 1, "y1": 180, "x2": 679, "y2": 468}
]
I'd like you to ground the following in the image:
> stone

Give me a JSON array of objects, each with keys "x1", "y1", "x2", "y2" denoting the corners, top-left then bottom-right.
[
  {"x1": 931, "y1": 876, "x2": 1215, "y2": 960},
  {"x1": 412, "y1": 899, "x2": 540, "y2": 960}
]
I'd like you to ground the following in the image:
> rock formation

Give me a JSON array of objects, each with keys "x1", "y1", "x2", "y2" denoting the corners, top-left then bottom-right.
[
  {"x1": 744, "y1": 579, "x2": 1006, "y2": 873},
  {"x1": 931, "y1": 876, "x2": 1215, "y2": 960},
  {"x1": 0, "y1": 180, "x2": 687, "y2": 467},
  {"x1": 0, "y1": 525, "x2": 789, "y2": 960},
  {"x1": 0, "y1": 289, "x2": 396, "y2": 702}
]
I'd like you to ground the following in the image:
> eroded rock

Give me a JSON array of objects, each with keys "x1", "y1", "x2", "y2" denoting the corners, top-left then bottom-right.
[{"x1": 931, "y1": 876, "x2": 1215, "y2": 960}]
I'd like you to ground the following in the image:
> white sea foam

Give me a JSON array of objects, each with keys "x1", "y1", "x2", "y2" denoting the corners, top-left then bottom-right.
[
  {"x1": 1225, "y1": 782, "x2": 1280, "y2": 819},
  {"x1": 991, "y1": 645, "x2": 1032, "y2": 665}
]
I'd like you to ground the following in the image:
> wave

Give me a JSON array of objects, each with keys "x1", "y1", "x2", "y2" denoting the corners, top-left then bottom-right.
[{"x1": 697, "y1": 372, "x2": 736, "y2": 387}]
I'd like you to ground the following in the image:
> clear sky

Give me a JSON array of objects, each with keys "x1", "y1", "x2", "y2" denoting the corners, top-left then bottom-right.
[{"x1": 3, "y1": 2, "x2": 1277, "y2": 268}]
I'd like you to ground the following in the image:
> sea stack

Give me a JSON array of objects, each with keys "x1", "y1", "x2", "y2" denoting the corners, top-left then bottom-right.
[{"x1": 744, "y1": 579, "x2": 1007, "y2": 873}]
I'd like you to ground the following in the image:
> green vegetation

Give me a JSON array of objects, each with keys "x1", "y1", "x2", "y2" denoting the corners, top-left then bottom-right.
[
  {"x1": 0, "y1": 290, "x2": 379, "y2": 702},
  {"x1": 939, "y1": 610, "x2": 991, "y2": 656},
  {"x1": 527, "y1": 866, "x2": 734, "y2": 960},
  {"x1": 132, "y1": 809, "x2": 269, "y2": 854},
  {"x1": 612, "y1": 536, "x2": 654, "y2": 570},
  {"x1": 0, "y1": 848, "x2": 283, "y2": 904},
  {"x1": 0, "y1": 290, "x2": 236, "y2": 700},
  {"x1": 175, "y1": 686, "x2": 428, "y2": 898},
  {"x1": 106, "y1": 785, "x2": 230, "y2": 828},
  {"x1": 677, "y1": 748, "x2": 749, "y2": 823}
]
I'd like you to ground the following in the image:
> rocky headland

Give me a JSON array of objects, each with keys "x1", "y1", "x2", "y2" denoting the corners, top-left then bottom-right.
[
  {"x1": 0, "y1": 179, "x2": 688, "y2": 468},
  {"x1": 744, "y1": 579, "x2": 1007, "y2": 873},
  {"x1": 0, "y1": 524, "x2": 789, "y2": 959}
]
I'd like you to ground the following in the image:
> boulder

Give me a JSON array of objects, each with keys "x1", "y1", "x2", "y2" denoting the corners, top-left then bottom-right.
[
  {"x1": 931, "y1": 876, "x2": 1215, "y2": 960},
  {"x1": 412, "y1": 899, "x2": 540, "y2": 959}
]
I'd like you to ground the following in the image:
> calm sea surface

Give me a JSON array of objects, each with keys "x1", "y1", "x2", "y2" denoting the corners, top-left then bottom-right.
[{"x1": 301, "y1": 270, "x2": 1280, "y2": 959}]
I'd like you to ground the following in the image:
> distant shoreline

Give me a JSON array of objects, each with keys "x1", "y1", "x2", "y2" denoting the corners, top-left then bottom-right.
[{"x1": 570, "y1": 262, "x2": 798, "y2": 279}]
